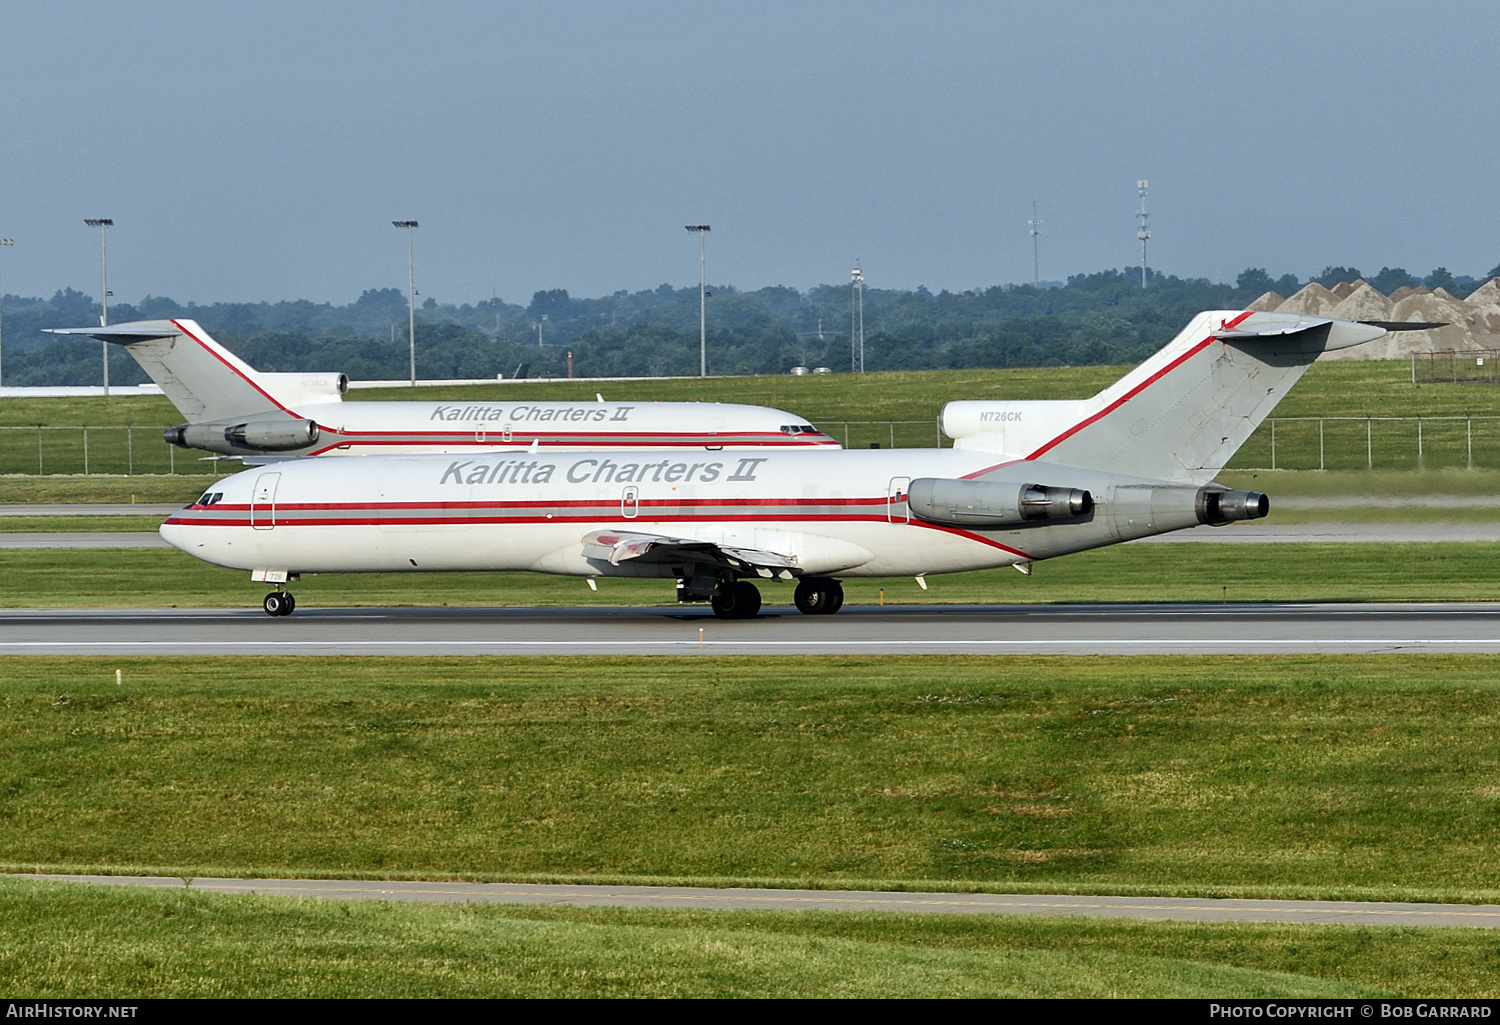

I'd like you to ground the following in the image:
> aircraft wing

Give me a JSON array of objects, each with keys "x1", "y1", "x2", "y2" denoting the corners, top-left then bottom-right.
[{"x1": 581, "y1": 529, "x2": 799, "y2": 579}]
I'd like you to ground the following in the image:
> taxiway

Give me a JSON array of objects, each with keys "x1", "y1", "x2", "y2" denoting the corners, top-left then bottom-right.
[{"x1": 3, "y1": 602, "x2": 1498, "y2": 655}]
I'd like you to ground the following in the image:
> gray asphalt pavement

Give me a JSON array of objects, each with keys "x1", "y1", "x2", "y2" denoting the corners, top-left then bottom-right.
[
  {"x1": 4, "y1": 602, "x2": 1499, "y2": 655},
  {"x1": 15, "y1": 875, "x2": 1500, "y2": 928},
  {"x1": 0, "y1": 504, "x2": 181, "y2": 516},
  {"x1": 0, "y1": 532, "x2": 168, "y2": 548}
]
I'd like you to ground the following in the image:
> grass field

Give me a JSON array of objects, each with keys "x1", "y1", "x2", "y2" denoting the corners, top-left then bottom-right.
[
  {"x1": 5, "y1": 358, "x2": 1500, "y2": 473},
  {"x1": 3, "y1": 655, "x2": 1500, "y2": 905},
  {"x1": 4, "y1": 541, "x2": 1500, "y2": 608},
  {"x1": 8, "y1": 878, "x2": 1498, "y2": 997}
]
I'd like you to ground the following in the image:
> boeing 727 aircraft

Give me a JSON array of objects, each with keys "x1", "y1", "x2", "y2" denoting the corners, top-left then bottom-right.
[
  {"x1": 159, "y1": 311, "x2": 1387, "y2": 617},
  {"x1": 48, "y1": 319, "x2": 838, "y2": 457}
]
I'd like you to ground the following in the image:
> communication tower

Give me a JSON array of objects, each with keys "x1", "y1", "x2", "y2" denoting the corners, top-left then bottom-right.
[
  {"x1": 1028, "y1": 201, "x2": 1041, "y2": 286},
  {"x1": 1136, "y1": 180, "x2": 1150, "y2": 288}
]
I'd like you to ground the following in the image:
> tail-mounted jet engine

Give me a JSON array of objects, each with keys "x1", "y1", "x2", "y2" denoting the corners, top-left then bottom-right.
[
  {"x1": 164, "y1": 418, "x2": 320, "y2": 455},
  {"x1": 908, "y1": 477, "x2": 1094, "y2": 528},
  {"x1": 1196, "y1": 486, "x2": 1269, "y2": 525}
]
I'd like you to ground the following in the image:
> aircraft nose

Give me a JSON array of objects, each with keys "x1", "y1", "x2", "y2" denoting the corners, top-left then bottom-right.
[{"x1": 158, "y1": 521, "x2": 188, "y2": 552}]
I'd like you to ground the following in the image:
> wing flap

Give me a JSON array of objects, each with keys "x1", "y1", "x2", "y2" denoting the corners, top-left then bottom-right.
[{"x1": 581, "y1": 529, "x2": 799, "y2": 577}]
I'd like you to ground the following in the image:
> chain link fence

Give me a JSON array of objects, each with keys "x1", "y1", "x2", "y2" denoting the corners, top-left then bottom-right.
[
  {"x1": 1234, "y1": 416, "x2": 1500, "y2": 471},
  {"x1": 1412, "y1": 351, "x2": 1500, "y2": 386},
  {"x1": 0, "y1": 426, "x2": 228, "y2": 476},
  {"x1": 3, "y1": 417, "x2": 1497, "y2": 474}
]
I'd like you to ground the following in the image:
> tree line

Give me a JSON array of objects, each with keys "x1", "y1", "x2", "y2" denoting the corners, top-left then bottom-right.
[{"x1": 3, "y1": 261, "x2": 1496, "y2": 387}]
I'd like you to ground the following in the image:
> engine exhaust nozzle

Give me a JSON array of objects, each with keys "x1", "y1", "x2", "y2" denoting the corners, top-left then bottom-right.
[{"x1": 1197, "y1": 487, "x2": 1269, "y2": 525}]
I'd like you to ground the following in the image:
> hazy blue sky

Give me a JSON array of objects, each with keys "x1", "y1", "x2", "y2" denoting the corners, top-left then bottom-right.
[{"x1": 1, "y1": 1, "x2": 1495, "y2": 305}]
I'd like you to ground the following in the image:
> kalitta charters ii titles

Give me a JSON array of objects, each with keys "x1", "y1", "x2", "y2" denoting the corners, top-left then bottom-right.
[
  {"x1": 437, "y1": 457, "x2": 772, "y2": 486},
  {"x1": 428, "y1": 404, "x2": 637, "y2": 423}
]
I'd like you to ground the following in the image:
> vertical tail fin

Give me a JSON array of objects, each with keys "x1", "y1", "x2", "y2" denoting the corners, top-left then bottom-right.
[
  {"x1": 948, "y1": 311, "x2": 1385, "y2": 484},
  {"x1": 46, "y1": 319, "x2": 292, "y2": 421}
]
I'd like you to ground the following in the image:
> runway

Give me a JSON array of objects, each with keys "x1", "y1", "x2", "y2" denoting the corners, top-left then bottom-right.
[
  {"x1": 4, "y1": 602, "x2": 1500, "y2": 655},
  {"x1": 15, "y1": 875, "x2": 1500, "y2": 929}
]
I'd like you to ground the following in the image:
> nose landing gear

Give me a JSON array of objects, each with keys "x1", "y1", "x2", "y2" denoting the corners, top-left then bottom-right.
[{"x1": 262, "y1": 589, "x2": 296, "y2": 617}]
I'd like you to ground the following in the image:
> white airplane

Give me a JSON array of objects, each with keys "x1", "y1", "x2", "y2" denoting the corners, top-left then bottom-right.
[
  {"x1": 47, "y1": 318, "x2": 839, "y2": 456},
  {"x1": 160, "y1": 310, "x2": 1387, "y2": 618}
]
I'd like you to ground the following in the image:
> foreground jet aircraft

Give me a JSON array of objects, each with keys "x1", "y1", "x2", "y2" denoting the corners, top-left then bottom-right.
[
  {"x1": 160, "y1": 310, "x2": 1385, "y2": 617},
  {"x1": 48, "y1": 319, "x2": 838, "y2": 456}
]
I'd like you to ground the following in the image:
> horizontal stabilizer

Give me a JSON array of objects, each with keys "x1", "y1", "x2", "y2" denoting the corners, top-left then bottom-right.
[
  {"x1": 46, "y1": 325, "x2": 180, "y2": 343},
  {"x1": 1358, "y1": 321, "x2": 1448, "y2": 331}
]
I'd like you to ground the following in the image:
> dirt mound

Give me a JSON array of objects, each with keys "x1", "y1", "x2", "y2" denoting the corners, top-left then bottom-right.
[
  {"x1": 1277, "y1": 282, "x2": 1341, "y2": 316},
  {"x1": 1248, "y1": 291, "x2": 1285, "y2": 311},
  {"x1": 1465, "y1": 278, "x2": 1500, "y2": 306}
]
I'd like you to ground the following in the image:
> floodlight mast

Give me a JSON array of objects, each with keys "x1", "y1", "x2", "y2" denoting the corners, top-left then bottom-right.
[
  {"x1": 392, "y1": 221, "x2": 419, "y2": 384},
  {"x1": 850, "y1": 265, "x2": 865, "y2": 373},
  {"x1": 685, "y1": 225, "x2": 710, "y2": 376},
  {"x1": 0, "y1": 239, "x2": 12, "y2": 386},
  {"x1": 84, "y1": 219, "x2": 113, "y2": 394},
  {"x1": 1136, "y1": 181, "x2": 1150, "y2": 288}
]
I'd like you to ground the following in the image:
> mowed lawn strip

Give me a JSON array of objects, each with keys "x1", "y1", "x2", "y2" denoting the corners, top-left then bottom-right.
[
  {"x1": 3, "y1": 877, "x2": 1462, "y2": 998},
  {"x1": 3, "y1": 656, "x2": 1500, "y2": 901},
  {"x1": 5, "y1": 542, "x2": 1500, "y2": 607}
]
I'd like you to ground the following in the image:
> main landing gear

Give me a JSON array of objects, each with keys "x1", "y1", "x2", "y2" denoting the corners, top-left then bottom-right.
[
  {"x1": 794, "y1": 577, "x2": 844, "y2": 615},
  {"x1": 711, "y1": 580, "x2": 762, "y2": 620},
  {"x1": 262, "y1": 589, "x2": 296, "y2": 617}
]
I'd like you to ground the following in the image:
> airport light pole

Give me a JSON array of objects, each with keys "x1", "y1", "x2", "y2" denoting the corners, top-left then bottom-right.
[
  {"x1": 685, "y1": 225, "x2": 710, "y2": 376},
  {"x1": 0, "y1": 239, "x2": 12, "y2": 386},
  {"x1": 393, "y1": 220, "x2": 419, "y2": 385},
  {"x1": 850, "y1": 265, "x2": 865, "y2": 374},
  {"x1": 84, "y1": 219, "x2": 113, "y2": 395}
]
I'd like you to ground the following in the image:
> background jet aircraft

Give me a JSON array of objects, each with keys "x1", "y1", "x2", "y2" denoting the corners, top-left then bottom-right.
[
  {"x1": 159, "y1": 311, "x2": 1385, "y2": 618},
  {"x1": 47, "y1": 319, "x2": 839, "y2": 458}
]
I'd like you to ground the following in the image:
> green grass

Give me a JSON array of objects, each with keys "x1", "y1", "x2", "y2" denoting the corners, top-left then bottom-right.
[
  {"x1": 4, "y1": 655, "x2": 1500, "y2": 903},
  {"x1": 14, "y1": 878, "x2": 1494, "y2": 997},
  {"x1": 3, "y1": 542, "x2": 1500, "y2": 609},
  {"x1": 0, "y1": 516, "x2": 166, "y2": 532},
  {"x1": 0, "y1": 475, "x2": 214, "y2": 504},
  {"x1": 5, "y1": 359, "x2": 1500, "y2": 472}
]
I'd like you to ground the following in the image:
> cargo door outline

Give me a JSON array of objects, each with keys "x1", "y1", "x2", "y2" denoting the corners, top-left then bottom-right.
[
  {"x1": 621, "y1": 485, "x2": 639, "y2": 519},
  {"x1": 888, "y1": 476, "x2": 911, "y2": 523},
  {"x1": 250, "y1": 472, "x2": 280, "y2": 530}
]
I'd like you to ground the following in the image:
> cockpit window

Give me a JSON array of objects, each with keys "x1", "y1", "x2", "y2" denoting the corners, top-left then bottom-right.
[
  {"x1": 781, "y1": 425, "x2": 822, "y2": 435},
  {"x1": 195, "y1": 492, "x2": 225, "y2": 506}
]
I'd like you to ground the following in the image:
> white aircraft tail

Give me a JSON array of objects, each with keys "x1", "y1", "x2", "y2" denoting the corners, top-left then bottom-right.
[
  {"x1": 46, "y1": 319, "x2": 345, "y2": 421},
  {"x1": 943, "y1": 311, "x2": 1385, "y2": 484}
]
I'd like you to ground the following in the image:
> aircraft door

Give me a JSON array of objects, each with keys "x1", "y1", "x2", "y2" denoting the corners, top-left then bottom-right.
[
  {"x1": 888, "y1": 476, "x2": 911, "y2": 523},
  {"x1": 250, "y1": 472, "x2": 280, "y2": 530},
  {"x1": 621, "y1": 485, "x2": 639, "y2": 519}
]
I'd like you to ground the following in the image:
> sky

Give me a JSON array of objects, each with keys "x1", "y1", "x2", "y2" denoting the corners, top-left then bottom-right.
[{"x1": 0, "y1": 0, "x2": 1496, "y2": 306}]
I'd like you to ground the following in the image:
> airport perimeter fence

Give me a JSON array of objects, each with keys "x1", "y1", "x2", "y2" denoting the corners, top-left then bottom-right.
[
  {"x1": 2, "y1": 417, "x2": 1499, "y2": 475},
  {"x1": 1412, "y1": 351, "x2": 1500, "y2": 386}
]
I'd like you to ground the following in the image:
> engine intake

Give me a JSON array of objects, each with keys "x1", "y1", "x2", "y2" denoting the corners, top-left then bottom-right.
[
  {"x1": 1196, "y1": 487, "x2": 1269, "y2": 525},
  {"x1": 908, "y1": 477, "x2": 1093, "y2": 528}
]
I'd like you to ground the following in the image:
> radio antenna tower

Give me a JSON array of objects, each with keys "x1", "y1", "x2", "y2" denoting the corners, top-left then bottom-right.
[
  {"x1": 1136, "y1": 180, "x2": 1150, "y2": 288},
  {"x1": 1028, "y1": 201, "x2": 1041, "y2": 286}
]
